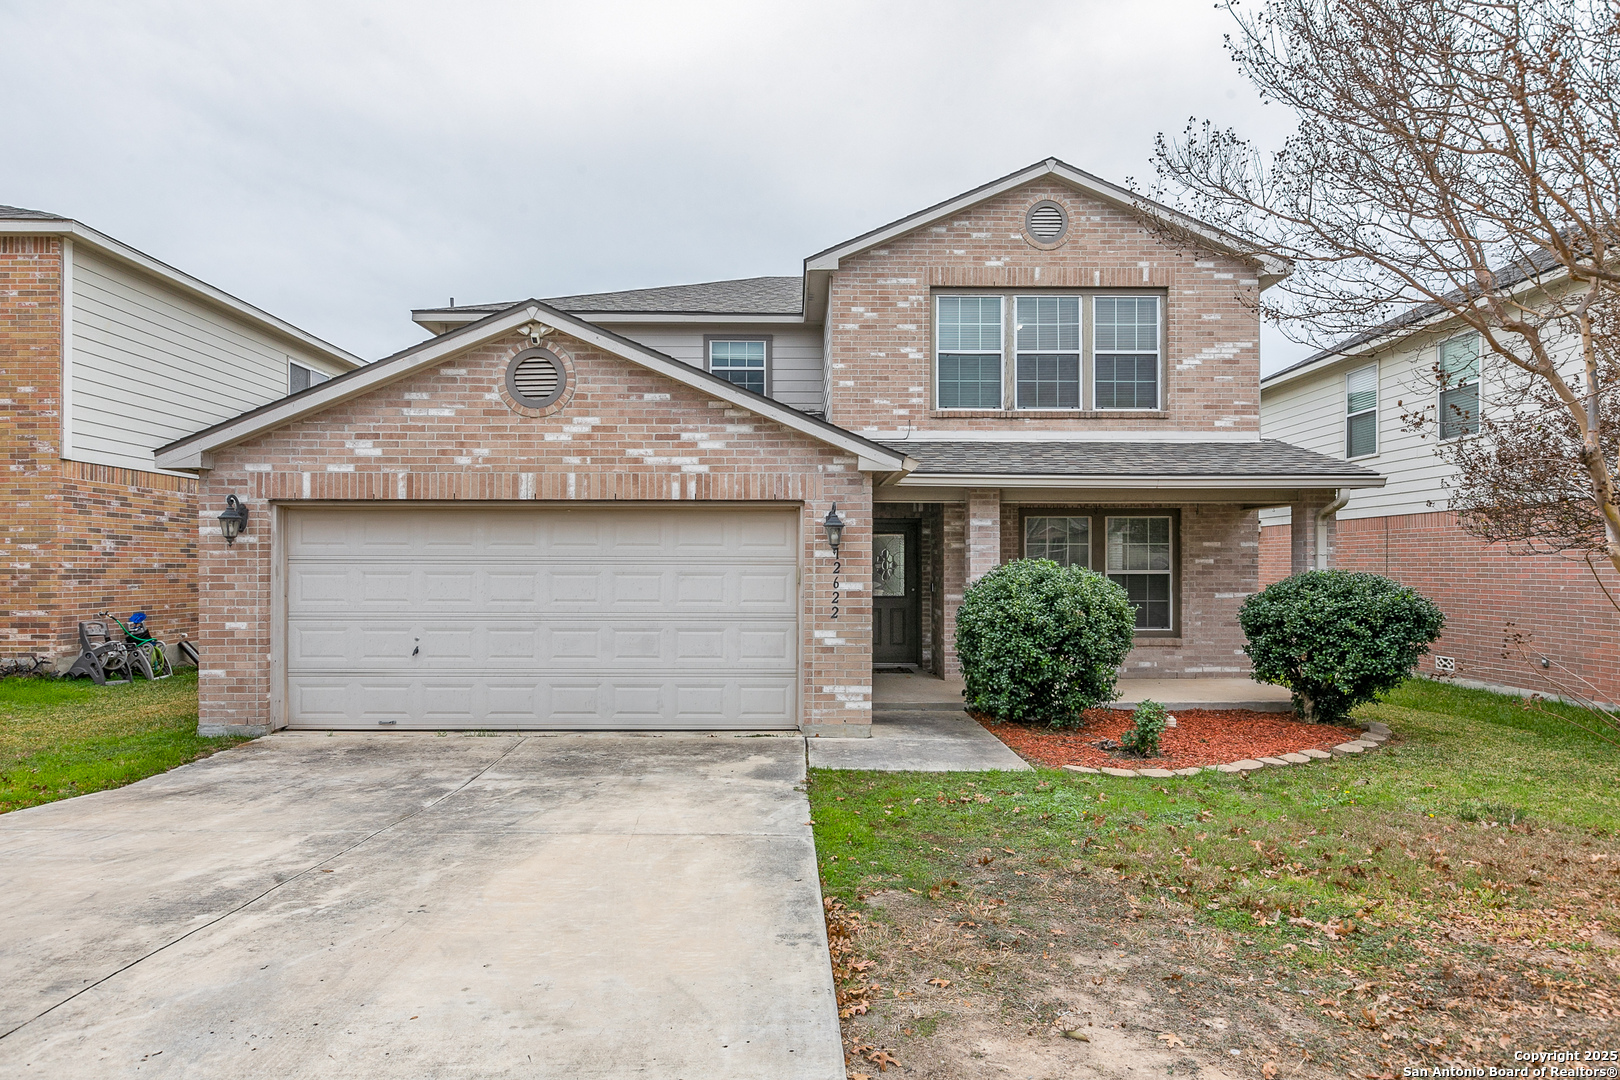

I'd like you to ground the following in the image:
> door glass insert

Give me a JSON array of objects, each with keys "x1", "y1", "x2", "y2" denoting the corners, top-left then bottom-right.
[{"x1": 873, "y1": 533, "x2": 906, "y2": 597}]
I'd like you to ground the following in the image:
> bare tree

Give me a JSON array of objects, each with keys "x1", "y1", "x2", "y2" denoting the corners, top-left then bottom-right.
[{"x1": 1146, "y1": 0, "x2": 1620, "y2": 578}]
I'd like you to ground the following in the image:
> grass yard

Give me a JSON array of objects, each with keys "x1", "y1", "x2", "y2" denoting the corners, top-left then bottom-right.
[
  {"x1": 0, "y1": 670, "x2": 247, "y2": 814},
  {"x1": 811, "y1": 679, "x2": 1620, "y2": 1078}
]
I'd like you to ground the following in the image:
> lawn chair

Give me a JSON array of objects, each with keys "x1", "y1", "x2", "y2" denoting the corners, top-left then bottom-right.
[{"x1": 64, "y1": 621, "x2": 134, "y2": 685}]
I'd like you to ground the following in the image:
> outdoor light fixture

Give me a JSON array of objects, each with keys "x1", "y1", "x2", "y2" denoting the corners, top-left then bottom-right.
[
  {"x1": 822, "y1": 504, "x2": 845, "y2": 554},
  {"x1": 217, "y1": 495, "x2": 249, "y2": 545}
]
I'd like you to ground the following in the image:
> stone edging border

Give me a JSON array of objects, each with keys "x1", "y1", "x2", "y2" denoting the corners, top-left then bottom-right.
[{"x1": 1059, "y1": 720, "x2": 1393, "y2": 779}]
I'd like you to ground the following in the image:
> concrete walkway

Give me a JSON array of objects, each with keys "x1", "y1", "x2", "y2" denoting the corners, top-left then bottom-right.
[
  {"x1": 874, "y1": 671, "x2": 1295, "y2": 713},
  {"x1": 0, "y1": 733, "x2": 842, "y2": 1079},
  {"x1": 807, "y1": 710, "x2": 1030, "y2": 772}
]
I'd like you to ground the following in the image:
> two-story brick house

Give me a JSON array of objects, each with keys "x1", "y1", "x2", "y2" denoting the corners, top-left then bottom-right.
[
  {"x1": 1, "y1": 207, "x2": 359, "y2": 666},
  {"x1": 156, "y1": 159, "x2": 1379, "y2": 736}
]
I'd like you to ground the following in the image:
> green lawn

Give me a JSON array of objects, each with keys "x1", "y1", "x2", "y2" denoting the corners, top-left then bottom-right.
[
  {"x1": 0, "y1": 670, "x2": 246, "y2": 813},
  {"x1": 811, "y1": 677, "x2": 1620, "y2": 970}
]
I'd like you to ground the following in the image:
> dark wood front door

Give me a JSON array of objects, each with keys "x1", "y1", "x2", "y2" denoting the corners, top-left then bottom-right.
[{"x1": 872, "y1": 521, "x2": 920, "y2": 666}]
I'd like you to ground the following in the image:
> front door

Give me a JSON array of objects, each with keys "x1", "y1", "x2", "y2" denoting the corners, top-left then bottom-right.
[{"x1": 872, "y1": 521, "x2": 920, "y2": 666}]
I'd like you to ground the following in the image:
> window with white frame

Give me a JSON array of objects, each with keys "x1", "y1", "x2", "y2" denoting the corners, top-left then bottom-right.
[
  {"x1": 936, "y1": 295, "x2": 1004, "y2": 408},
  {"x1": 1438, "y1": 333, "x2": 1480, "y2": 439},
  {"x1": 1345, "y1": 363, "x2": 1378, "y2": 458},
  {"x1": 708, "y1": 339, "x2": 768, "y2": 395},
  {"x1": 288, "y1": 361, "x2": 329, "y2": 395},
  {"x1": 1106, "y1": 516, "x2": 1173, "y2": 630},
  {"x1": 1014, "y1": 296, "x2": 1081, "y2": 409},
  {"x1": 1094, "y1": 296, "x2": 1161, "y2": 409},
  {"x1": 1025, "y1": 515, "x2": 1090, "y2": 567}
]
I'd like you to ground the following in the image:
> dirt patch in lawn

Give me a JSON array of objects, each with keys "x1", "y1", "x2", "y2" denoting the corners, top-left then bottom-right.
[
  {"x1": 976, "y1": 708, "x2": 1364, "y2": 769},
  {"x1": 826, "y1": 858, "x2": 1620, "y2": 1080}
]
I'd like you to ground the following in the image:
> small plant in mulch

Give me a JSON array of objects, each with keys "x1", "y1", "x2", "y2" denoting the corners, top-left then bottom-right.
[{"x1": 1117, "y1": 700, "x2": 1169, "y2": 757}]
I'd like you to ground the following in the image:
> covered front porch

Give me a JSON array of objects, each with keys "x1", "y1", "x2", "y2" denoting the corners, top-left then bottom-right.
[{"x1": 866, "y1": 437, "x2": 1384, "y2": 687}]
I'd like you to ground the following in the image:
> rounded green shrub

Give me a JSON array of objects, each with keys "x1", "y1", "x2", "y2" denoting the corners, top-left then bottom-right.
[
  {"x1": 955, "y1": 559, "x2": 1137, "y2": 727},
  {"x1": 1238, "y1": 570, "x2": 1444, "y2": 724}
]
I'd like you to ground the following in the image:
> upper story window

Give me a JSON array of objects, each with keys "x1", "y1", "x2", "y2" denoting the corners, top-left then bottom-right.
[
  {"x1": 707, "y1": 338, "x2": 769, "y2": 395},
  {"x1": 934, "y1": 291, "x2": 1163, "y2": 413},
  {"x1": 1438, "y1": 333, "x2": 1480, "y2": 440},
  {"x1": 1015, "y1": 297, "x2": 1081, "y2": 409},
  {"x1": 288, "y1": 361, "x2": 329, "y2": 395},
  {"x1": 1345, "y1": 363, "x2": 1378, "y2": 458},
  {"x1": 936, "y1": 295, "x2": 1004, "y2": 408},
  {"x1": 1093, "y1": 296, "x2": 1161, "y2": 410}
]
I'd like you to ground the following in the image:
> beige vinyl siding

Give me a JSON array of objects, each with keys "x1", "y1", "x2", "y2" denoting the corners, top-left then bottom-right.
[
  {"x1": 69, "y1": 248, "x2": 347, "y2": 473},
  {"x1": 609, "y1": 323, "x2": 825, "y2": 413}
]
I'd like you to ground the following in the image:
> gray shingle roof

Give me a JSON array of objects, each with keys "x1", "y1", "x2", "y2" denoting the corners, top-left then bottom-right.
[
  {"x1": 416, "y1": 276, "x2": 803, "y2": 318},
  {"x1": 1265, "y1": 245, "x2": 1567, "y2": 383},
  {"x1": 0, "y1": 205, "x2": 65, "y2": 221},
  {"x1": 885, "y1": 439, "x2": 1380, "y2": 480}
]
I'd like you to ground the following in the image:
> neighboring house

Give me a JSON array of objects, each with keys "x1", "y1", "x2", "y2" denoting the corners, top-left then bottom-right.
[
  {"x1": 1259, "y1": 264, "x2": 1620, "y2": 705},
  {"x1": 155, "y1": 158, "x2": 1379, "y2": 737},
  {"x1": 0, "y1": 207, "x2": 361, "y2": 664}
]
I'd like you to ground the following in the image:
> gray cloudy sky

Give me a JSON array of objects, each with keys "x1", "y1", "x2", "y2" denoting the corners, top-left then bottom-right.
[{"x1": 2, "y1": 0, "x2": 1310, "y2": 371}]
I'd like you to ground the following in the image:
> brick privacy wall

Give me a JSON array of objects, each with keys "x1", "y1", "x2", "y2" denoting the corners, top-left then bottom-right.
[
  {"x1": 824, "y1": 179, "x2": 1263, "y2": 434},
  {"x1": 997, "y1": 503, "x2": 1260, "y2": 678},
  {"x1": 196, "y1": 330, "x2": 874, "y2": 735},
  {"x1": 1266, "y1": 513, "x2": 1620, "y2": 703},
  {"x1": 1, "y1": 236, "x2": 200, "y2": 659}
]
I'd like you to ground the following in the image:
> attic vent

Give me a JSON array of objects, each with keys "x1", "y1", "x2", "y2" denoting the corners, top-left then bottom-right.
[
  {"x1": 504, "y1": 348, "x2": 568, "y2": 408},
  {"x1": 1025, "y1": 200, "x2": 1069, "y2": 243}
]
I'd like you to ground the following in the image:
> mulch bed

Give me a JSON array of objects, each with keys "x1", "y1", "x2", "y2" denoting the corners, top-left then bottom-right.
[{"x1": 974, "y1": 707, "x2": 1364, "y2": 769}]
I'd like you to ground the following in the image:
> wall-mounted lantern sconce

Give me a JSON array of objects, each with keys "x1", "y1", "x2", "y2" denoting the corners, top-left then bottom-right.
[
  {"x1": 218, "y1": 495, "x2": 249, "y2": 545},
  {"x1": 822, "y1": 504, "x2": 845, "y2": 555}
]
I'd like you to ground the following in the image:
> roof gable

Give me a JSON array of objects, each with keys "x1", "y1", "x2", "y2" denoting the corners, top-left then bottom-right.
[
  {"x1": 804, "y1": 158, "x2": 1290, "y2": 284},
  {"x1": 155, "y1": 299, "x2": 912, "y2": 474}
]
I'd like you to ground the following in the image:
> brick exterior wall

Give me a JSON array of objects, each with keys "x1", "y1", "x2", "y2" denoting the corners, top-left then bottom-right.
[
  {"x1": 824, "y1": 179, "x2": 1263, "y2": 434},
  {"x1": 1, "y1": 236, "x2": 199, "y2": 661},
  {"x1": 1261, "y1": 513, "x2": 1620, "y2": 704},
  {"x1": 195, "y1": 330, "x2": 874, "y2": 736}
]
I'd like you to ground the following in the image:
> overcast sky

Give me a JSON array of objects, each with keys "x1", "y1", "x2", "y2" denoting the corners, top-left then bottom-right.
[{"x1": 2, "y1": 0, "x2": 1312, "y2": 372}]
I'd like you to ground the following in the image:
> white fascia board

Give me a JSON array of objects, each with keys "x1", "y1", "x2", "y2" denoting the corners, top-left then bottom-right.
[
  {"x1": 573, "y1": 312, "x2": 806, "y2": 325},
  {"x1": 2, "y1": 219, "x2": 364, "y2": 370},
  {"x1": 157, "y1": 301, "x2": 910, "y2": 474},
  {"x1": 805, "y1": 159, "x2": 1288, "y2": 281},
  {"x1": 865, "y1": 429, "x2": 1263, "y2": 444},
  {"x1": 893, "y1": 473, "x2": 1385, "y2": 490}
]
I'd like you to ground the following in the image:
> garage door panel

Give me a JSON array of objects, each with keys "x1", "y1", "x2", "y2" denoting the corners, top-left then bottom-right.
[{"x1": 285, "y1": 507, "x2": 799, "y2": 730}]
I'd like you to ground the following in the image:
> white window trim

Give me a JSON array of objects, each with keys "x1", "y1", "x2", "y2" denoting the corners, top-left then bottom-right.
[
  {"x1": 1091, "y1": 294, "x2": 1163, "y2": 412},
  {"x1": 1012, "y1": 295, "x2": 1083, "y2": 411},
  {"x1": 1436, "y1": 332, "x2": 1481, "y2": 442},
  {"x1": 1345, "y1": 362, "x2": 1379, "y2": 459},
  {"x1": 705, "y1": 336, "x2": 772, "y2": 397},
  {"x1": 933, "y1": 294, "x2": 1004, "y2": 410},
  {"x1": 1104, "y1": 513, "x2": 1175, "y2": 632}
]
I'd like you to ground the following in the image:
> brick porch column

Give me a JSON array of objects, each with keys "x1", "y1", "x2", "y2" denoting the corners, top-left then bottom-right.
[
  {"x1": 967, "y1": 488, "x2": 1002, "y2": 584},
  {"x1": 1289, "y1": 492, "x2": 1341, "y2": 575}
]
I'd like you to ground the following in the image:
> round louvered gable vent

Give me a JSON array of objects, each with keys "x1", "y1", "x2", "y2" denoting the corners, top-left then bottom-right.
[
  {"x1": 504, "y1": 347, "x2": 568, "y2": 408},
  {"x1": 1025, "y1": 200, "x2": 1069, "y2": 244}
]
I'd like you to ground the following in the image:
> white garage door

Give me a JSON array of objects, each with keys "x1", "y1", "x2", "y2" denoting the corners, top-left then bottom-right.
[{"x1": 283, "y1": 506, "x2": 800, "y2": 730}]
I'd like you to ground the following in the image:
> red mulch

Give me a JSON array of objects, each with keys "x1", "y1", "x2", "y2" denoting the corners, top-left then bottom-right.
[{"x1": 974, "y1": 708, "x2": 1364, "y2": 769}]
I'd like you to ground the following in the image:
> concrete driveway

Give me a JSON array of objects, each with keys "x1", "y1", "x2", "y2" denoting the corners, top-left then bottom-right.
[{"x1": 0, "y1": 733, "x2": 842, "y2": 1078}]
